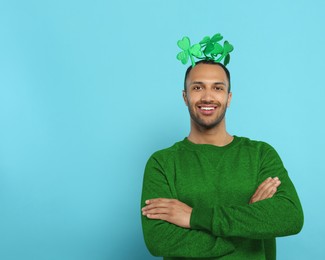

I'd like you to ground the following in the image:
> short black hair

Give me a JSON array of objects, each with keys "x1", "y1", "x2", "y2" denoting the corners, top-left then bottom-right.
[{"x1": 183, "y1": 60, "x2": 231, "y2": 93}]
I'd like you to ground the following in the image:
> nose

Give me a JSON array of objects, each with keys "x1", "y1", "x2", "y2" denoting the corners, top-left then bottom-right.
[{"x1": 201, "y1": 88, "x2": 215, "y2": 103}]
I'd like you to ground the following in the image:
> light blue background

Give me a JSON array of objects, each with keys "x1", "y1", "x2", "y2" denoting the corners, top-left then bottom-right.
[{"x1": 0, "y1": 0, "x2": 324, "y2": 259}]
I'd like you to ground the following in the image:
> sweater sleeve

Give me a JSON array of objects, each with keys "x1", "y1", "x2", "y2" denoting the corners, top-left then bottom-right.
[
  {"x1": 141, "y1": 155, "x2": 235, "y2": 258},
  {"x1": 190, "y1": 144, "x2": 304, "y2": 239}
]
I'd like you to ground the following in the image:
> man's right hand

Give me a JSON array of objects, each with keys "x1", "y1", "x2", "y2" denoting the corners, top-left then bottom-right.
[{"x1": 249, "y1": 177, "x2": 281, "y2": 204}]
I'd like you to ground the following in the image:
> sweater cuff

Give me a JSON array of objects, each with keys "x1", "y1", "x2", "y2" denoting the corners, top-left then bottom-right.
[{"x1": 190, "y1": 206, "x2": 215, "y2": 233}]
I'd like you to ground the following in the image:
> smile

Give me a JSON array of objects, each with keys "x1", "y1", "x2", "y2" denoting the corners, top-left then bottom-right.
[
  {"x1": 197, "y1": 105, "x2": 217, "y2": 115},
  {"x1": 200, "y1": 107, "x2": 215, "y2": 111},
  {"x1": 198, "y1": 105, "x2": 217, "y2": 110}
]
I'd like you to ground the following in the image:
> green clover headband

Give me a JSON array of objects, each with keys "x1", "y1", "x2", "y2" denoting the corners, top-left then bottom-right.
[{"x1": 176, "y1": 33, "x2": 234, "y2": 67}]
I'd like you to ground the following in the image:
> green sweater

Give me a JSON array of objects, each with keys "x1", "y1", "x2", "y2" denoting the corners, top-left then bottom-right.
[{"x1": 141, "y1": 136, "x2": 303, "y2": 259}]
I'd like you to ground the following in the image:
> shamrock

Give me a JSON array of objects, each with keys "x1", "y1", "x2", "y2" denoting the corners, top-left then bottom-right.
[
  {"x1": 200, "y1": 33, "x2": 224, "y2": 57},
  {"x1": 176, "y1": 36, "x2": 202, "y2": 67},
  {"x1": 176, "y1": 33, "x2": 234, "y2": 67},
  {"x1": 216, "y1": 41, "x2": 234, "y2": 66}
]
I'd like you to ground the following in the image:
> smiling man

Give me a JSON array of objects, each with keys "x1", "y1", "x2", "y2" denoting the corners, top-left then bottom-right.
[{"x1": 141, "y1": 60, "x2": 303, "y2": 260}]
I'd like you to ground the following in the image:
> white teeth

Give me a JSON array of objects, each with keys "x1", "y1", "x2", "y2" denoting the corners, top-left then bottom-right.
[{"x1": 201, "y1": 107, "x2": 214, "y2": 111}]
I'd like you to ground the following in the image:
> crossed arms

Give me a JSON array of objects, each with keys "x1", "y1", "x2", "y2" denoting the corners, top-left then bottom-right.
[
  {"x1": 141, "y1": 148, "x2": 303, "y2": 258},
  {"x1": 142, "y1": 177, "x2": 281, "y2": 229}
]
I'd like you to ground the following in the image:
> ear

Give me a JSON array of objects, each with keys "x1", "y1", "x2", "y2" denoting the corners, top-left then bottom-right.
[
  {"x1": 227, "y1": 92, "x2": 232, "y2": 108},
  {"x1": 182, "y1": 90, "x2": 188, "y2": 106}
]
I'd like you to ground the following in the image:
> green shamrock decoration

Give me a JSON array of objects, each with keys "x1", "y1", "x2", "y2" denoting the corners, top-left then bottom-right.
[
  {"x1": 176, "y1": 33, "x2": 234, "y2": 67},
  {"x1": 176, "y1": 37, "x2": 203, "y2": 67}
]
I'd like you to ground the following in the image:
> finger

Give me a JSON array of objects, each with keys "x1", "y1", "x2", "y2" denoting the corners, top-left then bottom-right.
[
  {"x1": 145, "y1": 198, "x2": 173, "y2": 205},
  {"x1": 258, "y1": 179, "x2": 278, "y2": 199},
  {"x1": 273, "y1": 178, "x2": 281, "y2": 188},
  {"x1": 264, "y1": 187, "x2": 277, "y2": 199},
  {"x1": 146, "y1": 213, "x2": 169, "y2": 221},
  {"x1": 142, "y1": 201, "x2": 172, "y2": 211},
  {"x1": 259, "y1": 179, "x2": 281, "y2": 200},
  {"x1": 254, "y1": 177, "x2": 273, "y2": 195},
  {"x1": 258, "y1": 177, "x2": 280, "y2": 190},
  {"x1": 265, "y1": 180, "x2": 281, "y2": 198},
  {"x1": 143, "y1": 207, "x2": 170, "y2": 216},
  {"x1": 251, "y1": 178, "x2": 274, "y2": 202},
  {"x1": 143, "y1": 199, "x2": 172, "y2": 209},
  {"x1": 250, "y1": 177, "x2": 281, "y2": 203},
  {"x1": 251, "y1": 178, "x2": 280, "y2": 203}
]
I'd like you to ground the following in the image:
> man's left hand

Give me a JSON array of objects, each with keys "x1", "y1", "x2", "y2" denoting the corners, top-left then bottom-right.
[{"x1": 142, "y1": 198, "x2": 192, "y2": 228}]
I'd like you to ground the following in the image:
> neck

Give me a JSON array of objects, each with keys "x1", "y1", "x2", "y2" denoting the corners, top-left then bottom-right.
[{"x1": 187, "y1": 119, "x2": 233, "y2": 146}]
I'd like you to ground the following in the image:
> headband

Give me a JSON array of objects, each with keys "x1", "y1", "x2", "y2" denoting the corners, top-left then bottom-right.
[{"x1": 176, "y1": 33, "x2": 234, "y2": 67}]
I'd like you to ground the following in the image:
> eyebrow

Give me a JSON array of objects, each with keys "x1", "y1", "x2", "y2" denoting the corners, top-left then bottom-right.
[{"x1": 190, "y1": 81, "x2": 226, "y2": 86}]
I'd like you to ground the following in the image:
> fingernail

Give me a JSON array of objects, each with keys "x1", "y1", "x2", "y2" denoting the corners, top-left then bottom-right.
[
  {"x1": 145, "y1": 200, "x2": 150, "y2": 204},
  {"x1": 274, "y1": 177, "x2": 279, "y2": 180}
]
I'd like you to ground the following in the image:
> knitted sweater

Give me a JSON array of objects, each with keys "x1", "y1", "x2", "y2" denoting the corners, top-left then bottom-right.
[{"x1": 141, "y1": 136, "x2": 303, "y2": 260}]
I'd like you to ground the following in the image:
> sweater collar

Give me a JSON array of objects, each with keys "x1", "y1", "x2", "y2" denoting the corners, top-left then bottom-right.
[{"x1": 182, "y1": 135, "x2": 240, "y2": 151}]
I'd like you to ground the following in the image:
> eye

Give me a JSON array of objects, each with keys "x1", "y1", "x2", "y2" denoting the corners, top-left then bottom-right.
[
  {"x1": 192, "y1": 85, "x2": 202, "y2": 91},
  {"x1": 214, "y1": 86, "x2": 223, "y2": 91}
]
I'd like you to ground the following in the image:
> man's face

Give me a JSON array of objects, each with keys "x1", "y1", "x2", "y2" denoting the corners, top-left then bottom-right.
[{"x1": 183, "y1": 64, "x2": 232, "y2": 130}]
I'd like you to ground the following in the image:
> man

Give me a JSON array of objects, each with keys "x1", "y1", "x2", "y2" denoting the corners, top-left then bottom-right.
[{"x1": 141, "y1": 60, "x2": 303, "y2": 259}]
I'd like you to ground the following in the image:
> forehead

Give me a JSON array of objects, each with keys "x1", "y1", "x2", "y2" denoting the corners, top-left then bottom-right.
[{"x1": 187, "y1": 64, "x2": 228, "y2": 85}]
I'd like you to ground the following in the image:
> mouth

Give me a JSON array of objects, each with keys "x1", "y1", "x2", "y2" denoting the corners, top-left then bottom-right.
[{"x1": 197, "y1": 105, "x2": 217, "y2": 115}]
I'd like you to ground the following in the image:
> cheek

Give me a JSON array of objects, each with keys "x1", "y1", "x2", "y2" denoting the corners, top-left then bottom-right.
[
  {"x1": 187, "y1": 93, "x2": 201, "y2": 104},
  {"x1": 185, "y1": 94, "x2": 195, "y2": 105}
]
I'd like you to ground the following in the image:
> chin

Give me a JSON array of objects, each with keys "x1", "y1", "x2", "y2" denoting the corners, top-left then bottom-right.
[{"x1": 195, "y1": 117, "x2": 225, "y2": 129}]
